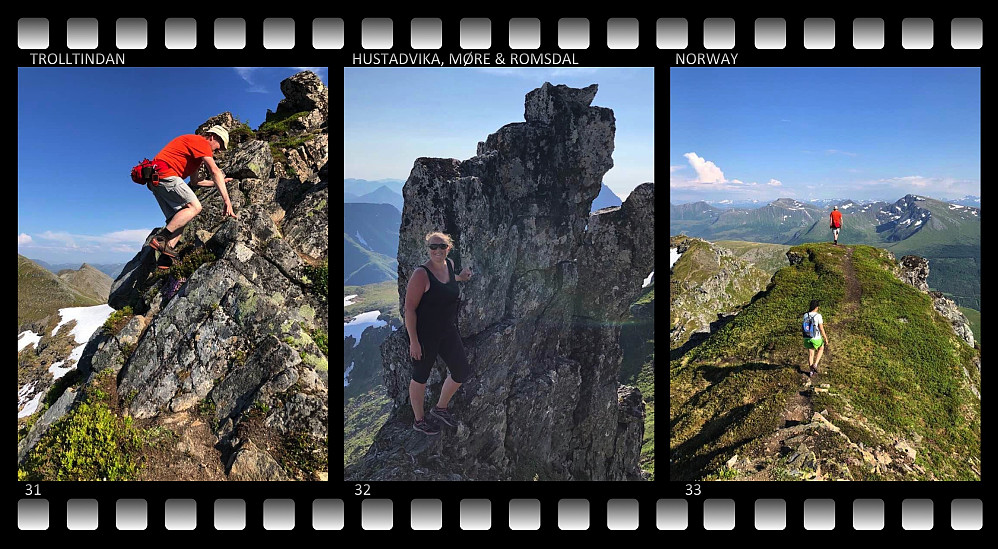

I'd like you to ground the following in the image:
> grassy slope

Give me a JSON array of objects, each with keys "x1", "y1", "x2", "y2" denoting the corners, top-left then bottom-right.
[
  {"x1": 18, "y1": 255, "x2": 103, "y2": 328},
  {"x1": 714, "y1": 240, "x2": 791, "y2": 276},
  {"x1": 343, "y1": 233, "x2": 398, "y2": 286},
  {"x1": 344, "y1": 280, "x2": 401, "y2": 323},
  {"x1": 670, "y1": 243, "x2": 980, "y2": 480},
  {"x1": 670, "y1": 238, "x2": 769, "y2": 350}
]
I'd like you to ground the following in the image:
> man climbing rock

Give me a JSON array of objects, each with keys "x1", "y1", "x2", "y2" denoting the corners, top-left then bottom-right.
[
  {"x1": 829, "y1": 205, "x2": 843, "y2": 245},
  {"x1": 147, "y1": 125, "x2": 238, "y2": 264}
]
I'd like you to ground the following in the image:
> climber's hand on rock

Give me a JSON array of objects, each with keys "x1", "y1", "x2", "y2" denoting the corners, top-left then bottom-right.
[
  {"x1": 410, "y1": 340, "x2": 422, "y2": 360},
  {"x1": 459, "y1": 266, "x2": 473, "y2": 281},
  {"x1": 224, "y1": 203, "x2": 238, "y2": 219}
]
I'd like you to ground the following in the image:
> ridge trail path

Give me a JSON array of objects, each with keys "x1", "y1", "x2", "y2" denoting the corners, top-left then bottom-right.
[{"x1": 781, "y1": 246, "x2": 861, "y2": 426}]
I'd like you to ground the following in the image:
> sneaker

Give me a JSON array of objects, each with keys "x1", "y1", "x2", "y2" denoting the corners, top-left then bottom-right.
[
  {"x1": 430, "y1": 406, "x2": 456, "y2": 427},
  {"x1": 413, "y1": 418, "x2": 440, "y2": 435},
  {"x1": 810, "y1": 366, "x2": 818, "y2": 378},
  {"x1": 150, "y1": 235, "x2": 178, "y2": 258}
]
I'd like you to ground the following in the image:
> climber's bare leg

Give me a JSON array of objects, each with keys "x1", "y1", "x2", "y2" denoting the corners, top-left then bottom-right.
[
  {"x1": 409, "y1": 380, "x2": 427, "y2": 421},
  {"x1": 436, "y1": 375, "x2": 462, "y2": 409}
]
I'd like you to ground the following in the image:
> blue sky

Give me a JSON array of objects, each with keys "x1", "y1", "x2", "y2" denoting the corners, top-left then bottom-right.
[
  {"x1": 344, "y1": 67, "x2": 654, "y2": 200},
  {"x1": 670, "y1": 67, "x2": 981, "y2": 204},
  {"x1": 18, "y1": 67, "x2": 328, "y2": 264}
]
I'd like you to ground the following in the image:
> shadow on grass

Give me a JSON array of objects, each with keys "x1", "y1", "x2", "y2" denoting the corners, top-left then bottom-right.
[{"x1": 670, "y1": 403, "x2": 754, "y2": 481}]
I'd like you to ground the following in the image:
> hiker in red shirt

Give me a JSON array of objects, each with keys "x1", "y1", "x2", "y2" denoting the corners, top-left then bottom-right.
[
  {"x1": 829, "y1": 206, "x2": 843, "y2": 245},
  {"x1": 147, "y1": 125, "x2": 238, "y2": 262}
]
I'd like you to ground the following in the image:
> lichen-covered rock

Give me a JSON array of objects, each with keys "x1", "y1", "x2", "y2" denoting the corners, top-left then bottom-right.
[
  {"x1": 898, "y1": 255, "x2": 930, "y2": 292},
  {"x1": 929, "y1": 291, "x2": 975, "y2": 347},
  {"x1": 348, "y1": 83, "x2": 652, "y2": 481},
  {"x1": 48, "y1": 70, "x2": 329, "y2": 481},
  {"x1": 276, "y1": 71, "x2": 327, "y2": 121}
]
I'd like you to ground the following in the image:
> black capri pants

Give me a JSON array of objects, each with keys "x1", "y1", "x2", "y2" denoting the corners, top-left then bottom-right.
[{"x1": 411, "y1": 326, "x2": 471, "y2": 384}]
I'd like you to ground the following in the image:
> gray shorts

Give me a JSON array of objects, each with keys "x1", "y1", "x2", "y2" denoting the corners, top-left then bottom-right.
[{"x1": 149, "y1": 176, "x2": 198, "y2": 222}]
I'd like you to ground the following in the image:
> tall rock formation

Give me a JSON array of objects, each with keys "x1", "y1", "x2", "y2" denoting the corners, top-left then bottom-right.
[
  {"x1": 19, "y1": 71, "x2": 329, "y2": 481},
  {"x1": 346, "y1": 83, "x2": 655, "y2": 481}
]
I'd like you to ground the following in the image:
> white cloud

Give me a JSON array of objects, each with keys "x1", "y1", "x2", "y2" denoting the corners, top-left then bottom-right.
[
  {"x1": 871, "y1": 175, "x2": 980, "y2": 198},
  {"x1": 767, "y1": 179, "x2": 782, "y2": 186},
  {"x1": 683, "y1": 152, "x2": 726, "y2": 183},
  {"x1": 233, "y1": 67, "x2": 267, "y2": 93},
  {"x1": 29, "y1": 228, "x2": 153, "y2": 255},
  {"x1": 731, "y1": 179, "x2": 744, "y2": 185},
  {"x1": 18, "y1": 233, "x2": 32, "y2": 245},
  {"x1": 670, "y1": 165, "x2": 684, "y2": 173}
]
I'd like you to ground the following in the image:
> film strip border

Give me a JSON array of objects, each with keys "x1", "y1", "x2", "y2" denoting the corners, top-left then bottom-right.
[
  {"x1": 18, "y1": 497, "x2": 985, "y2": 531},
  {"x1": 16, "y1": 17, "x2": 984, "y2": 52}
]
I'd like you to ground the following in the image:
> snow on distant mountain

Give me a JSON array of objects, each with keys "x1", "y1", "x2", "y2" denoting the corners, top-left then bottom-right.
[{"x1": 948, "y1": 195, "x2": 981, "y2": 208}]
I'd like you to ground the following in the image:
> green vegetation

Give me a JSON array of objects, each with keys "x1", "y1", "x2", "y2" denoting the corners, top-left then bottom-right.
[
  {"x1": 18, "y1": 254, "x2": 103, "y2": 328},
  {"x1": 311, "y1": 328, "x2": 328, "y2": 356},
  {"x1": 227, "y1": 122, "x2": 255, "y2": 141},
  {"x1": 257, "y1": 110, "x2": 311, "y2": 134},
  {"x1": 343, "y1": 280, "x2": 401, "y2": 323},
  {"x1": 343, "y1": 233, "x2": 398, "y2": 286},
  {"x1": 636, "y1": 359, "x2": 655, "y2": 480},
  {"x1": 671, "y1": 243, "x2": 980, "y2": 481},
  {"x1": 344, "y1": 387, "x2": 393, "y2": 469},
  {"x1": 303, "y1": 260, "x2": 329, "y2": 302},
  {"x1": 281, "y1": 431, "x2": 327, "y2": 479},
  {"x1": 196, "y1": 398, "x2": 217, "y2": 418},
  {"x1": 18, "y1": 372, "x2": 143, "y2": 481},
  {"x1": 102, "y1": 306, "x2": 134, "y2": 334},
  {"x1": 714, "y1": 240, "x2": 791, "y2": 276},
  {"x1": 169, "y1": 248, "x2": 217, "y2": 279}
]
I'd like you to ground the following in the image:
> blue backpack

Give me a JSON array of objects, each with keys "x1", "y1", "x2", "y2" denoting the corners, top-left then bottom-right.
[{"x1": 802, "y1": 312, "x2": 820, "y2": 338}]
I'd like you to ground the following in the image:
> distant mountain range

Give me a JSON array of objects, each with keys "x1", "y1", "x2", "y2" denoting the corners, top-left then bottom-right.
[
  {"x1": 671, "y1": 194, "x2": 980, "y2": 309},
  {"x1": 343, "y1": 180, "x2": 622, "y2": 215},
  {"x1": 343, "y1": 203, "x2": 401, "y2": 285},
  {"x1": 31, "y1": 258, "x2": 126, "y2": 280},
  {"x1": 344, "y1": 178, "x2": 405, "y2": 196},
  {"x1": 344, "y1": 185, "x2": 404, "y2": 211},
  {"x1": 591, "y1": 184, "x2": 622, "y2": 213},
  {"x1": 18, "y1": 256, "x2": 112, "y2": 329}
]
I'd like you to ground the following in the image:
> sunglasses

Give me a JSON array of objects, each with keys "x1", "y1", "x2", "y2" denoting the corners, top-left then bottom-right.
[{"x1": 427, "y1": 243, "x2": 448, "y2": 250}]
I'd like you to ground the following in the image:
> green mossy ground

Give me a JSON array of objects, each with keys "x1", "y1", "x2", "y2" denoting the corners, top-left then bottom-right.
[{"x1": 670, "y1": 243, "x2": 980, "y2": 481}]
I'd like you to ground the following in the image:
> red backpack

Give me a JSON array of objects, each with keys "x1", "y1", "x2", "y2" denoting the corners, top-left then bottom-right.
[{"x1": 130, "y1": 158, "x2": 169, "y2": 186}]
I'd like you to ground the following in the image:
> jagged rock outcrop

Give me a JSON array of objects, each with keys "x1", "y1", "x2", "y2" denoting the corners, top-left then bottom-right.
[
  {"x1": 929, "y1": 291, "x2": 975, "y2": 348},
  {"x1": 894, "y1": 254, "x2": 974, "y2": 347},
  {"x1": 21, "y1": 71, "x2": 329, "y2": 480},
  {"x1": 346, "y1": 83, "x2": 654, "y2": 481},
  {"x1": 898, "y1": 255, "x2": 930, "y2": 291}
]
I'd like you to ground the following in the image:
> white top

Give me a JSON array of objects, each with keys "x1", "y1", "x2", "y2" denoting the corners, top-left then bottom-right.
[{"x1": 804, "y1": 311, "x2": 823, "y2": 325}]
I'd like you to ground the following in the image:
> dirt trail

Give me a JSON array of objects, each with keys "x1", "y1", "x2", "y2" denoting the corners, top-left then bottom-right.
[{"x1": 781, "y1": 246, "x2": 861, "y2": 425}]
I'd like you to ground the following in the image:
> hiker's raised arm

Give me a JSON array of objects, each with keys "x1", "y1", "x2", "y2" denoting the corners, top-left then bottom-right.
[{"x1": 201, "y1": 156, "x2": 237, "y2": 218}]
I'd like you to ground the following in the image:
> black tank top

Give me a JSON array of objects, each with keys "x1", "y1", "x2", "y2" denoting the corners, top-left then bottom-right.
[{"x1": 415, "y1": 259, "x2": 460, "y2": 336}]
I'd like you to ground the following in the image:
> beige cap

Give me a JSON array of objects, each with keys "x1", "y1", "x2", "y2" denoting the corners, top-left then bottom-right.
[{"x1": 206, "y1": 125, "x2": 229, "y2": 150}]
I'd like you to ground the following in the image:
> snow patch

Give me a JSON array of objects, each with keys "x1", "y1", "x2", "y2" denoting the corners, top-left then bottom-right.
[
  {"x1": 670, "y1": 248, "x2": 682, "y2": 269},
  {"x1": 344, "y1": 362, "x2": 355, "y2": 387},
  {"x1": 913, "y1": 220, "x2": 922, "y2": 227},
  {"x1": 355, "y1": 230, "x2": 369, "y2": 247},
  {"x1": 18, "y1": 331, "x2": 42, "y2": 352},
  {"x1": 642, "y1": 271, "x2": 655, "y2": 288},
  {"x1": 344, "y1": 294, "x2": 359, "y2": 306},
  {"x1": 51, "y1": 304, "x2": 115, "y2": 343},
  {"x1": 344, "y1": 310, "x2": 386, "y2": 348},
  {"x1": 840, "y1": 203, "x2": 853, "y2": 210},
  {"x1": 18, "y1": 392, "x2": 43, "y2": 418}
]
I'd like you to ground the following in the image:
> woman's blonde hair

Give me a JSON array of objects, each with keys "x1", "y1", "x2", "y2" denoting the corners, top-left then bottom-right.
[{"x1": 424, "y1": 231, "x2": 453, "y2": 248}]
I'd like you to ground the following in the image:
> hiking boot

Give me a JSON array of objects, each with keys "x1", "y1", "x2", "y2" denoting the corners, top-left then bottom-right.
[
  {"x1": 155, "y1": 253, "x2": 173, "y2": 270},
  {"x1": 810, "y1": 366, "x2": 819, "y2": 378},
  {"x1": 413, "y1": 418, "x2": 440, "y2": 435},
  {"x1": 430, "y1": 406, "x2": 456, "y2": 427},
  {"x1": 150, "y1": 235, "x2": 178, "y2": 258}
]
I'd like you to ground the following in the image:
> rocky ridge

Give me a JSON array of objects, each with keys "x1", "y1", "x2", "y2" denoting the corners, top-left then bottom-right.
[
  {"x1": 670, "y1": 236, "x2": 769, "y2": 352},
  {"x1": 18, "y1": 70, "x2": 329, "y2": 481},
  {"x1": 346, "y1": 83, "x2": 654, "y2": 481}
]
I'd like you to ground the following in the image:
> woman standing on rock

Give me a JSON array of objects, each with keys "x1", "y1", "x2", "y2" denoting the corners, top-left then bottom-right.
[{"x1": 405, "y1": 232, "x2": 474, "y2": 435}]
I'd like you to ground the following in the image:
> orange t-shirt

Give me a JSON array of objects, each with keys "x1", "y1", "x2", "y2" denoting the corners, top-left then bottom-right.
[
  {"x1": 154, "y1": 134, "x2": 213, "y2": 179},
  {"x1": 830, "y1": 210, "x2": 843, "y2": 228}
]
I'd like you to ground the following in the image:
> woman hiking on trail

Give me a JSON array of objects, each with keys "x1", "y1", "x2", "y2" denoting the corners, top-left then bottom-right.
[
  {"x1": 803, "y1": 299, "x2": 828, "y2": 377},
  {"x1": 404, "y1": 232, "x2": 474, "y2": 435}
]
